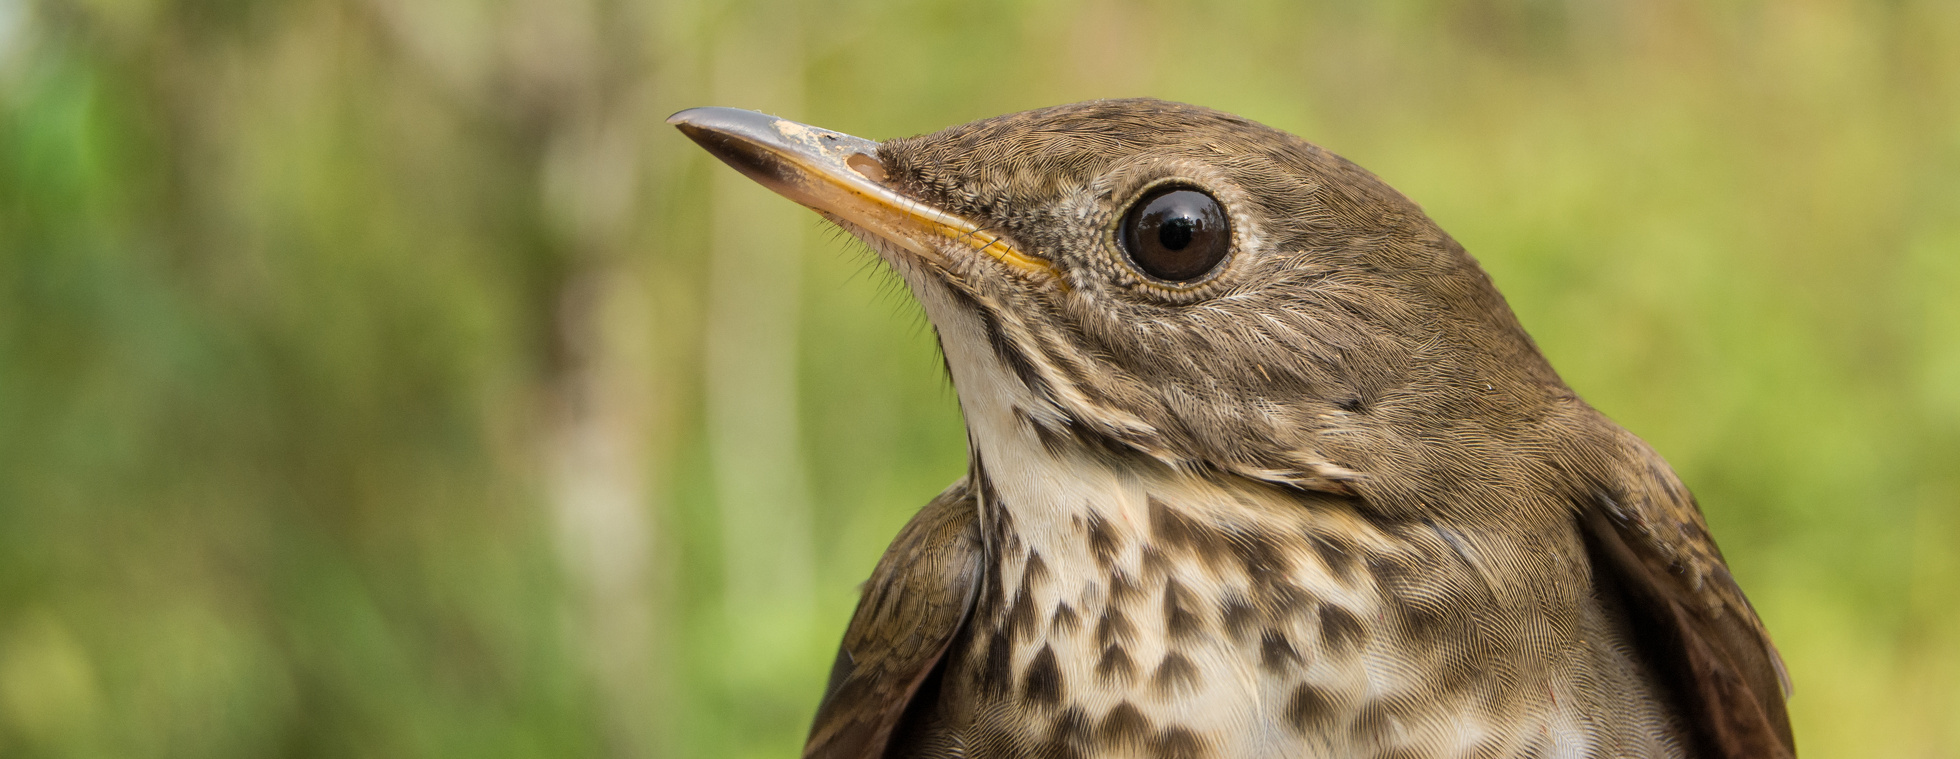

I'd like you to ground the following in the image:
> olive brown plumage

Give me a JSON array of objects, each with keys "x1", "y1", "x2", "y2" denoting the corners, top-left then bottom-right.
[{"x1": 672, "y1": 100, "x2": 1794, "y2": 759}]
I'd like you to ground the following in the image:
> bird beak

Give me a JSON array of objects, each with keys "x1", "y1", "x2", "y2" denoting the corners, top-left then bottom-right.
[{"x1": 669, "y1": 107, "x2": 1060, "y2": 283}]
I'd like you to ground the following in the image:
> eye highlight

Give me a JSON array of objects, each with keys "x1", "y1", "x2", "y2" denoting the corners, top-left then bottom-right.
[{"x1": 1119, "y1": 186, "x2": 1230, "y2": 283}]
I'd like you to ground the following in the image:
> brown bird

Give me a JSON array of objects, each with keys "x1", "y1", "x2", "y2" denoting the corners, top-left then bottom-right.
[{"x1": 672, "y1": 100, "x2": 1794, "y2": 759}]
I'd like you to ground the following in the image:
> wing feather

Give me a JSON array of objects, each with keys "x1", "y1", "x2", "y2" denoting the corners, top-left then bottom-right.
[
  {"x1": 804, "y1": 480, "x2": 983, "y2": 759},
  {"x1": 1580, "y1": 469, "x2": 1795, "y2": 759}
]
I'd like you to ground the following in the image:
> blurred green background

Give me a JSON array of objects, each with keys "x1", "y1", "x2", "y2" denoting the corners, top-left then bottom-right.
[{"x1": 1, "y1": 0, "x2": 1956, "y2": 756}]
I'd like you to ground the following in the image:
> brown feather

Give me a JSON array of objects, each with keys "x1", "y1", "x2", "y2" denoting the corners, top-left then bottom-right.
[
  {"x1": 1582, "y1": 481, "x2": 1795, "y2": 759},
  {"x1": 804, "y1": 481, "x2": 984, "y2": 759}
]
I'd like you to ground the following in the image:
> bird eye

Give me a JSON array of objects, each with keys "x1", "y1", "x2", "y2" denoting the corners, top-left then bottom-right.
[{"x1": 1119, "y1": 186, "x2": 1230, "y2": 283}]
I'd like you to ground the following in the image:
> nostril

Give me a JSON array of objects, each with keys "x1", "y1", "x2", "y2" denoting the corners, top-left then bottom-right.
[{"x1": 848, "y1": 153, "x2": 888, "y2": 183}]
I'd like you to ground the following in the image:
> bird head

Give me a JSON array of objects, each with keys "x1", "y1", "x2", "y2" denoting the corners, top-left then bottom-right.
[{"x1": 674, "y1": 99, "x2": 1636, "y2": 520}]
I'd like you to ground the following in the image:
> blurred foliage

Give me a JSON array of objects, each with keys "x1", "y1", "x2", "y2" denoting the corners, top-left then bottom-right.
[{"x1": 0, "y1": 0, "x2": 1955, "y2": 756}]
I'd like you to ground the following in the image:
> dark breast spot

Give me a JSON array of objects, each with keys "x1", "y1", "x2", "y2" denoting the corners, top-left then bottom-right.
[
  {"x1": 1108, "y1": 570, "x2": 1144, "y2": 606},
  {"x1": 977, "y1": 629, "x2": 1013, "y2": 697},
  {"x1": 1021, "y1": 645, "x2": 1063, "y2": 708},
  {"x1": 1260, "y1": 629, "x2": 1302, "y2": 673},
  {"x1": 978, "y1": 472, "x2": 1007, "y2": 537},
  {"x1": 1096, "y1": 608, "x2": 1136, "y2": 647},
  {"x1": 1098, "y1": 702, "x2": 1151, "y2": 748},
  {"x1": 1285, "y1": 683, "x2": 1336, "y2": 733},
  {"x1": 1050, "y1": 602, "x2": 1082, "y2": 634},
  {"x1": 1219, "y1": 595, "x2": 1258, "y2": 643},
  {"x1": 1147, "y1": 498, "x2": 1193, "y2": 546},
  {"x1": 1148, "y1": 498, "x2": 1231, "y2": 569},
  {"x1": 1306, "y1": 531, "x2": 1359, "y2": 582},
  {"x1": 1045, "y1": 706, "x2": 1091, "y2": 756},
  {"x1": 1024, "y1": 550, "x2": 1051, "y2": 585},
  {"x1": 1155, "y1": 726, "x2": 1207, "y2": 759},
  {"x1": 1006, "y1": 586, "x2": 1039, "y2": 642},
  {"x1": 1150, "y1": 652, "x2": 1200, "y2": 696},
  {"x1": 1020, "y1": 406, "x2": 1074, "y2": 455},
  {"x1": 1365, "y1": 553, "x2": 1413, "y2": 589},
  {"x1": 1086, "y1": 511, "x2": 1120, "y2": 568},
  {"x1": 1227, "y1": 527, "x2": 1293, "y2": 586},
  {"x1": 1162, "y1": 579, "x2": 1204, "y2": 641},
  {"x1": 980, "y1": 561, "x2": 1008, "y2": 618},
  {"x1": 1096, "y1": 643, "x2": 1137, "y2": 685},
  {"x1": 1140, "y1": 544, "x2": 1171, "y2": 579},
  {"x1": 1396, "y1": 594, "x2": 1455, "y2": 642},
  {"x1": 1318, "y1": 604, "x2": 1365, "y2": 655}
]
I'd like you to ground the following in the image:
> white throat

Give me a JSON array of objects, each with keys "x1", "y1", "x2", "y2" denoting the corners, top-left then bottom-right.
[{"x1": 896, "y1": 269, "x2": 1145, "y2": 550}]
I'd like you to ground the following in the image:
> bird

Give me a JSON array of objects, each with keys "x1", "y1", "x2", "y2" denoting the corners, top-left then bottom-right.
[{"x1": 671, "y1": 99, "x2": 1795, "y2": 759}]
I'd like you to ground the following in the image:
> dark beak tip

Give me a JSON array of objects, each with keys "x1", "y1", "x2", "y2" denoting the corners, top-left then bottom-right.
[
  {"x1": 667, "y1": 107, "x2": 800, "y2": 165},
  {"x1": 667, "y1": 106, "x2": 780, "y2": 134},
  {"x1": 666, "y1": 107, "x2": 719, "y2": 129}
]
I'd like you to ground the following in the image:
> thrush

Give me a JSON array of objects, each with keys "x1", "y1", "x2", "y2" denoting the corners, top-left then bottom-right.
[{"x1": 672, "y1": 100, "x2": 1795, "y2": 759}]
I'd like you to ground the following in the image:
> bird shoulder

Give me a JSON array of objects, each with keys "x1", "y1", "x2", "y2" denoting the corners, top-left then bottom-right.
[
  {"x1": 1578, "y1": 442, "x2": 1796, "y2": 759},
  {"x1": 804, "y1": 479, "x2": 985, "y2": 759}
]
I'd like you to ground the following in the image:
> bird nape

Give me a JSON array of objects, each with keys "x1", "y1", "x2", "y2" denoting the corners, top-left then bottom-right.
[{"x1": 672, "y1": 100, "x2": 1794, "y2": 759}]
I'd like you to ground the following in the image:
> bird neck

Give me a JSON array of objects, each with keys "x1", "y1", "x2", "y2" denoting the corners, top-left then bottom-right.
[{"x1": 891, "y1": 271, "x2": 1113, "y2": 557}]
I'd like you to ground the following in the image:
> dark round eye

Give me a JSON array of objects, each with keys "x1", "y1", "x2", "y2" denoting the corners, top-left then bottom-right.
[{"x1": 1120, "y1": 186, "x2": 1230, "y2": 282}]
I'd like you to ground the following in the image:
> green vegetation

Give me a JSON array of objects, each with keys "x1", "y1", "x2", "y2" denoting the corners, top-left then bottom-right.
[{"x1": 0, "y1": 0, "x2": 1954, "y2": 756}]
